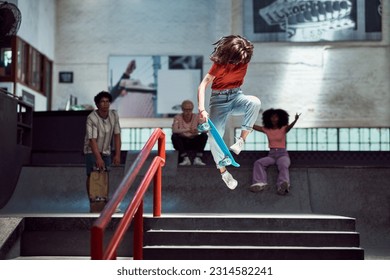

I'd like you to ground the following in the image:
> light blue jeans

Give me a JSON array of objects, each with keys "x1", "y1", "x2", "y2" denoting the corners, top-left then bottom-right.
[{"x1": 209, "y1": 87, "x2": 261, "y2": 168}]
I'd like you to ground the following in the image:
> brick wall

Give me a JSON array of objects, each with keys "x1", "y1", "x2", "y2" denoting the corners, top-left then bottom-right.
[{"x1": 53, "y1": 0, "x2": 390, "y2": 127}]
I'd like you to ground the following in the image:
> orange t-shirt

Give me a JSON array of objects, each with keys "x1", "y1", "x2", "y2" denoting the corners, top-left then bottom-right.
[
  {"x1": 263, "y1": 126, "x2": 288, "y2": 149},
  {"x1": 208, "y1": 63, "x2": 248, "y2": 90}
]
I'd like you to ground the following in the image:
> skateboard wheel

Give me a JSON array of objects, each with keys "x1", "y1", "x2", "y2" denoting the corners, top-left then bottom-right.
[
  {"x1": 219, "y1": 157, "x2": 232, "y2": 166},
  {"x1": 197, "y1": 122, "x2": 210, "y2": 132},
  {"x1": 95, "y1": 196, "x2": 107, "y2": 202}
]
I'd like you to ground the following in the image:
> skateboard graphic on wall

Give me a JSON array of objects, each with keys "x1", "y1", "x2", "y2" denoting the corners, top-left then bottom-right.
[
  {"x1": 198, "y1": 119, "x2": 240, "y2": 168},
  {"x1": 88, "y1": 168, "x2": 109, "y2": 213}
]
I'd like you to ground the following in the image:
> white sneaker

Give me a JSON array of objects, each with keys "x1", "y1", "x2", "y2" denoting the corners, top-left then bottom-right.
[
  {"x1": 230, "y1": 137, "x2": 245, "y2": 155},
  {"x1": 193, "y1": 157, "x2": 206, "y2": 166},
  {"x1": 221, "y1": 171, "x2": 238, "y2": 190},
  {"x1": 249, "y1": 182, "x2": 268, "y2": 193},
  {"x1": 179, "y1": 156, "x2": 191, "y2": 166}
]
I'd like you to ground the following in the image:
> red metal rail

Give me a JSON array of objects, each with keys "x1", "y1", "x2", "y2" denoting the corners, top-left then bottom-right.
[{"x1": 91, "y1": 128, "x2": 166, "y2": 260}]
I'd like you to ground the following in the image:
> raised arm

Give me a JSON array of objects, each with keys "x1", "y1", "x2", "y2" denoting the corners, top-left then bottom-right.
[
  {"x1": 110, "y1": 60, "x2": 136, "y2": 102},
  {"x1": 286, "y1": 113, "x2": 301, "y2": 132},
  {"x1": 125, "y1": 60, "x2": 136, "y2": 76}
]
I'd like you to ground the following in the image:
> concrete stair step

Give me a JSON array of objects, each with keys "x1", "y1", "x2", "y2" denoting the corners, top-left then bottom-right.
[
  {"x1": 144, "y1": 214, "x2": 357, "y2": 232},
  {"x1": 144, "y1": 229, "x2": 360, "y2": 247},
  {"x1": 143, "y1": 214, "x2": 363, "y2": 260},
  {"x1": 1, "y1": 213, "x2": 359, "y2": 259},
  {"x1": 0, "y1": 216, "x2": 134, "y2": 258},
  {"x1": 143, "y1": 245, "x2": 364, "y2": 260},
  {"x1": 12, "y1": 256, "x2": 132, "y2": 260}
]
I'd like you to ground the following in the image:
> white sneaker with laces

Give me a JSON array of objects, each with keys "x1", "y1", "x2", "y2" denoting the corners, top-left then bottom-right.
[
  {"x1": 179, "y1": 156, "x2": 191, "y2": 166},
  {"x1": 221, "y1": 171, "x2": 238, "y2": 190},
  {"x1": 230, "y1": 137, "x2": 245, "y2": 155},
  {"x1": 193, "y1": 157, "x2": 206, "y2": 166}
]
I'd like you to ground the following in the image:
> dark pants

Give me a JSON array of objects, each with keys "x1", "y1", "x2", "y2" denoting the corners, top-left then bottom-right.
[{"x1": 171, "y1": 133, "x2": 208, "y2": 157}]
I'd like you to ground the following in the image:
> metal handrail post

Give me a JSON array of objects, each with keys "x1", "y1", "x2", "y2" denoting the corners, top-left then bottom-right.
[
  {"x1": 153, "y1": 165, "x2": 162, "y2": 217},
  {"x1": 133, "y1": 200, "x2": 144, "y2": 260},
  {"x1": 158, "y1": 132, "x2": 166, "y2": 164},
  {"x1": 91, "y1": 227, "x2": 104, "y2": 260},
  {"x1": 153, "y1": 131, "x2": 165, "y2": 217}
]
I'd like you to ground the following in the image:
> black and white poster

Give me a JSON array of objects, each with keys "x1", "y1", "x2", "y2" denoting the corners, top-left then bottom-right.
[
  {"x1": 108, "y1": 55, "x2": 203, "y2": 117},
  {"x1": 244, "y1": 0, "x2": 382, "y2": 42}
]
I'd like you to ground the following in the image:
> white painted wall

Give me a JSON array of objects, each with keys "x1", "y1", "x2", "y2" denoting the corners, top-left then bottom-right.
[
  {"x1": 6, "y1": 0, "x2": 389, "y2": 125},
  {"x1": 17, "y1": 0, "x2": 56, "y2": 59},
  {"x1": 51, "y1": 0, "x2": 390, "y2": 127},
  {"x1": 54, "y1": 0, "x2": 228, "y2": 111},
  {"x1": 6, "y1": 0, "x2": 56, "y2": 110}
]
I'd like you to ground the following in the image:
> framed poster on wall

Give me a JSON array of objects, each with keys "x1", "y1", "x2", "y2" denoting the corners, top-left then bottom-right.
[
  {"x1": 108, "y1": 55, "x2": 203, "y2": 118},
  {"x1": 243, "y1": 0, "x2": 382, "y2": 42}
]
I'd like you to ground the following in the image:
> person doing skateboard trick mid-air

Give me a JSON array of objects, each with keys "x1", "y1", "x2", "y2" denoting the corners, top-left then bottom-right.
[{"x1": 197, "y1": 35, "x2": 261, "y2": 190}]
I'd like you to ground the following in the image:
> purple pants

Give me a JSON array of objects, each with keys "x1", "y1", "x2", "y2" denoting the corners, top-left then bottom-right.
[{"x1": 252, "y1": 148, "x2": 290, "y2": 187}]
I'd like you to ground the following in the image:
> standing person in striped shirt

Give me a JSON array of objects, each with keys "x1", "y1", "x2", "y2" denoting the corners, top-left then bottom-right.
[{"x1": 83, "y1": 91, "x2": 121, "y2": 203}]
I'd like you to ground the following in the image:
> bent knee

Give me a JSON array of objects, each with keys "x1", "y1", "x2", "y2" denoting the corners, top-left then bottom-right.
[
  {"x1": 248, "y1": 96, "x2": 261, "y2": 108},
  {"x1": 255, "y1": 158, "x2": 269, "y2": 166}
]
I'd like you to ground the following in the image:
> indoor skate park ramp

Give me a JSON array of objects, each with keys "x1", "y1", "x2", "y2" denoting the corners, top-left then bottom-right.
[
  {"x1": 0, "y1": 166, "x2": 126, "y2": 214},
  {"x1": 0, "y1": 151, "x2": 390, "y2": 259}
]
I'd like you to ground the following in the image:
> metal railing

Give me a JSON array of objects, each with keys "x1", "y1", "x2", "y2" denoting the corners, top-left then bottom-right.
[
  {"x1": 90, "y1": 128, "x2": 166, "y2": 260},
  {"x1": 118, "y1": 118, "x2": 390, "y2": 151},
  {"x1": 236, "y1": 127, "x2": 390, "y2": 151}
]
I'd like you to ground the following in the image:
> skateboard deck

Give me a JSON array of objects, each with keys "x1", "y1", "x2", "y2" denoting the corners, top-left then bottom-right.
[
  {"x1": 206, "y1": 119, "x2": 240, "y2": 168},
  {"x1": 89, "y1": 169, "x2": 109, "y2": 212}
]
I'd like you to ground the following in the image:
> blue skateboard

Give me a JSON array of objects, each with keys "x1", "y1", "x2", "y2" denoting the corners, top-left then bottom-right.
[{"x1": 198, "y1": 119, "x2": 240, "y2": 168}]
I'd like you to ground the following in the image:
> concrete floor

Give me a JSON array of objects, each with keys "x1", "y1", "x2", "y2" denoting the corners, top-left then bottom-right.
[{"x1": 1, "y1": 151, "x2": 390, "y2": 260}]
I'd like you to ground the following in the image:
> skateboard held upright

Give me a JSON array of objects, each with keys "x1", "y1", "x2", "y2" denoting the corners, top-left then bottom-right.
[
  {"x1": 88, "y1": 168, "x2": 109, "y2": 212},
  {"x1": 198, "y1": 119, "x2": 240, "y2": 168}
]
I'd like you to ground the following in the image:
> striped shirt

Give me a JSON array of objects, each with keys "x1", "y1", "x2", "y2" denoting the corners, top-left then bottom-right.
[{"x1": 83, "y1": 110, "x2": 121, "y2": 155}]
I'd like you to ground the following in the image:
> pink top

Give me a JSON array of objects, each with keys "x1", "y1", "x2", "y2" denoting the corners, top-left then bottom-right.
[
  {"x1": 263, "y1": 126, "x2": 288, "y2": 149},
  {"x1": 172, "y1": 113, "x2": 200, "y2": 138}
]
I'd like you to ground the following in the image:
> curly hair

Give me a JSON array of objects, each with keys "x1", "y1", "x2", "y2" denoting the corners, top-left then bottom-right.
[
  {"x1": 210, "y1": 35, "x2": 254, "y2": 65},
  {"x1": 262, "y1": 108, "x2": 289, "y2": 129},
  {"x1": 94, "y1": 91, "x2": 112, "y2": 106}
]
